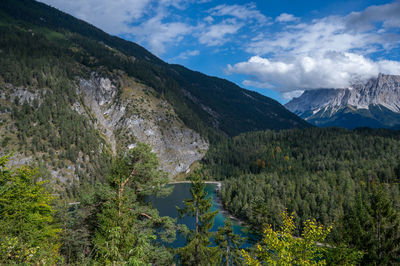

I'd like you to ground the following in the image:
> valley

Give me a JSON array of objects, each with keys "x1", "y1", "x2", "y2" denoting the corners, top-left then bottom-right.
[{"x1": 0, "y1": 0, "x2": 399, "y2": 265}]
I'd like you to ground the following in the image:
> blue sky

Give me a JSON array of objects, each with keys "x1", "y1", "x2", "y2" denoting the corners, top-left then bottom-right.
[{"x1": 39, "y1": 0, "x2": 400, "y2": 103}]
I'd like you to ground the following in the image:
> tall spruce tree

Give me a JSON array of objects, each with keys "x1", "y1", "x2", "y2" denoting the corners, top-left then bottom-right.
[
  {"x1": 177, "y1": 170, "x2": 219, "y2": 265},
  {"x1": 215, "y1": 219, "x2": 244, "y2": 266}
]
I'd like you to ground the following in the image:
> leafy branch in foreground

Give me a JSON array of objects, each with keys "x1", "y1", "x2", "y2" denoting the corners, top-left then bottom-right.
[
  {"x1": 0, "y1": 154, "x2": 61, "y2": 264},
  {"x1": 242, "y1": 210, "x2": 332, "y2": 265}
]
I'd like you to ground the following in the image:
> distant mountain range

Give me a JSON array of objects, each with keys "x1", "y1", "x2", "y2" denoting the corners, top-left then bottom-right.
[{"x1": 285, "y1": 74, "x2": 400, "y2": 129}]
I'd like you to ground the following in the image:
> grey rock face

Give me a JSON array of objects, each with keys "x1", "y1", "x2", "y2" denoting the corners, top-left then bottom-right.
[
  {"x1": 285, "y1": 74, "x2": 400, "y2": 128},
  {"x1": 348, "y1": 74, "x2": 400, "y2": 112},
  {"x1": 77, "y1": 73, "x2": 209, "y2": 177},
  {"x1": 1, "y1": 84, "x2": 44, "y2": 105}
]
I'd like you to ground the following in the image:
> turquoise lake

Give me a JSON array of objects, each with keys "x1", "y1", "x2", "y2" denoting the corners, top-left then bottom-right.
[{"x1": 149, "y1": 183, "x2": 256, "y2": 248}]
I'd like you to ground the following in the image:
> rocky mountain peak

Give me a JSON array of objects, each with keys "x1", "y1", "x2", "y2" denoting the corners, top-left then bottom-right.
[{"x1": 285, "y1": 73, "x2": 400, "y2": 129}]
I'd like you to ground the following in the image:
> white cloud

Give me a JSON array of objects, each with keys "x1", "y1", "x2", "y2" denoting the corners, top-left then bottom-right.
[
  {"x1": 228, "y1": 53, "x2": 400, "y2": 92},
  {"x1": 282, "y1": 90, "x2": 304, "y2": 99},
  {"x1": 275, "y1": 13, "x2": 299, "y2": 23},
  {"x1": 175, "y1": 49, "x2": 200, "y2": 59},
  {"x1": 209, "y1": 3, "x2": 269, "y2": 24},
  {"x1": 229, "y1": 1, "x2": 400, "y2": 97},
  {"x1": 196, "y1": 3, "x2": 268, "y2": 47},
  {"x1": 40, "y1": 0, "x2": 269, "y2": 55},
  {"x1": 204, "y1": 16, "x2": 214, "y2": 24},
  {"x1": 198, "y1": 21, "x2": 243, "y2": 46},
  {"x1": 246, "y1": 16, "x2": 373, "y2": 56},
  {"x1": 128, "y1": 16, "x2": 193, "y2": 55}
]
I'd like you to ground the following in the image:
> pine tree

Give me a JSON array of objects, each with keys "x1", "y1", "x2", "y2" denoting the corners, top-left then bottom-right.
[
  {"x1": 215, "y1": 219, "x2": 244, "y2": 266},
  {"x1": 177, "y1": 170, "x2": 219, "y2": 265}
]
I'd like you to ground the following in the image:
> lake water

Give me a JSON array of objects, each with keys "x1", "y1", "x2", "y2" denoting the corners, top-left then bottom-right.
[{"x1": 148, "y1": 183, "x2": 255, "y2": 248}]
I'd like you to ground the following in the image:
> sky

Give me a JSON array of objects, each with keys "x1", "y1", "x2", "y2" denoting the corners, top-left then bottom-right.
[{"x1": 38, "y1": 0, "x2": 400, "y2": 103}]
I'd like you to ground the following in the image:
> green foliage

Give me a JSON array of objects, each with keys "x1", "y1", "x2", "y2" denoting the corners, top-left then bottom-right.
[
  {"x1": 0, "y1": 18, "x2": 111, "y2": 183},
  {"x1": 242, "y1": 210, "x2": 332, "y2": 265},
  {"x1": 0, "y1": 154, "x2": 61, "y2": 264},
  {"x1": 339, "y1": 184, "x2": 400, "y2": 264},
  {"x1": 57, "y1": 143, "x2": 176, "y2": 265},
  {"x1": 215, "y1": 219, "x2": 244, "y2": 266},
  {"x1": 208, "y1": 128, "x2": 400, "y2": 229},
  {"x1": 323, "y1": 243, "x2": 364, "y2": 266},
  {"x1": 205, "y1": 127, "x2": 400, "y2": 264},
  {"x1": 177, "y1": 171, "x2": 219, "y2": 265},
  {"x1": 93, "y1": 143, "x2": 172, "y2": 264}
]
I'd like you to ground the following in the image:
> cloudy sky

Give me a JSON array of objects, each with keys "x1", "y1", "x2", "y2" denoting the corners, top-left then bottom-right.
[{"x1": 39, "y1": 0, "x2": 400, "y2": 103}]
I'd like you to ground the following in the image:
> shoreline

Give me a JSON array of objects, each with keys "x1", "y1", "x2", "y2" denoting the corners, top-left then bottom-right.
[
  {"x1": 168, "y1": 180, "x2": 247, "y2": 226},
  {"x1": 214, "y1": 188, "x2": 247, "y2": 226},
  {"x1": 168, "y1": 180, "x2": 221, "y2": 185}
]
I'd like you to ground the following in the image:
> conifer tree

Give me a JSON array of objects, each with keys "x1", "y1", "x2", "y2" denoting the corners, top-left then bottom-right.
[
  {"x1": 215, "y1": 219, "x2": 244, "y2": 266},
  {"x1": 90, "y1": 143, "x2": 175, "y2": 265},
  {"x1": 343, "y1": 184, "x2": 400, "y2": 264},
  {"x1": 177, "y1": 170, "x2": 219, "y2": 265}
]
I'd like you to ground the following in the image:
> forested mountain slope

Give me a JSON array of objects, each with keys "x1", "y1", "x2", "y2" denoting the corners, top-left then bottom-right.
[
  {"x1": 0, "y1": 0, "x2": 309, "y2": 137},
  {"x1": 0, "y1": 0, "x2": 309, "y2": 182},
  {"x1": 203, "y1": 127, "x2": 400, "y2": 263}
]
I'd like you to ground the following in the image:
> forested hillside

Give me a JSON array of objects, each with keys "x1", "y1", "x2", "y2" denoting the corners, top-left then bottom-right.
[
  {"x1": 203, "y1": 127, "x2": 400, "y2": 264},
  {"x1": 0, "y1": 0, "x2": 309, "y2": 183},
  {"x1": 0, "y1": 0, "x2": 309, "y2": 140}
]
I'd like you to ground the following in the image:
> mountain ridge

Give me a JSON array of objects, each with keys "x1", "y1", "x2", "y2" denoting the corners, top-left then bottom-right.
[{"x1": 285, "y1": 73, "x2": 400, "y2": 129}]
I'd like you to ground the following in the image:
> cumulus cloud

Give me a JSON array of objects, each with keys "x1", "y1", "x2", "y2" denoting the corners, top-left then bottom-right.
[
  {"x1": 229, "y1": 1, "x2": 400, "y2": 95},
  {"x1": 275, "y1": 13, "x2": 299, "y2": 23},
  {"x1": 246, "y1": 16, "x2": 374, "y2": 56},
  {"x1": 228, "y1": 53, "x2": 400, "y2": 91}
]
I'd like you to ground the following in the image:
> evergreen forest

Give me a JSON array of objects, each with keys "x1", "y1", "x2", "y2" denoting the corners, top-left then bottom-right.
[{"x1": 204, "y1": 127, "x2": 400, "y2": 264}]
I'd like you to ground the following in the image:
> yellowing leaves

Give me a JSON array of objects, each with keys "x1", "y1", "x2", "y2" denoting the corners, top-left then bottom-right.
[{"x1": 242, "y1": 210, "x2": 332, "y2": 265}]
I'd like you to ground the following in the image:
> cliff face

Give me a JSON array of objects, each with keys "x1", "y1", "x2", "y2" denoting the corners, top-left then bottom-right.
[
  {"x1": 285, "y1": 74, "x2": 400, "y2": 129},
  {"x1": 0, "y1": 72, "x2": 208, "y2": 181},
  {"x1": 76, "y1": 73, "x2": 208, "y2": 177}
]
